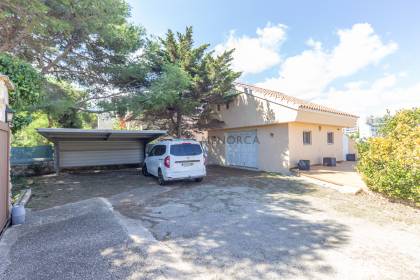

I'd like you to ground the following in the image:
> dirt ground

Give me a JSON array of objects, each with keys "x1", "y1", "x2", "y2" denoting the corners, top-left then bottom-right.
[
  {"x1": 4, "y1": 166, "x2": 420, "y2": 279},
  {"x1": 13, "y1": 166, "x2": 419, "y2": 226}
]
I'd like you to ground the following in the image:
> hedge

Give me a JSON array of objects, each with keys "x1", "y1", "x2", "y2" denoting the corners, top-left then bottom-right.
[{"x1": 357, "y1": 108, "x2": 420, "y2": 206}]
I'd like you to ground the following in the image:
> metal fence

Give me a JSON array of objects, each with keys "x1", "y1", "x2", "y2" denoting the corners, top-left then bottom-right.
[{"x1": 11, "y1": 145, "x2": 53, "y2": 165}]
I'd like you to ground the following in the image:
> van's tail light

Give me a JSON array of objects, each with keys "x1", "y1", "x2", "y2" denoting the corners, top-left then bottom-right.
[
  {"x1": 164, "y1": 156, "x2": 170, "y2": 168},
  {"x1": 204, "y1": 156, "x2": 207, "y2": 165}
]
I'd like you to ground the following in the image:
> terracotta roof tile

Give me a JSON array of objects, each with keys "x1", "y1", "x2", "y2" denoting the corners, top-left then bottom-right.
[{"x1": 235, "y1": 82, "x2": 358, "y2": 118}]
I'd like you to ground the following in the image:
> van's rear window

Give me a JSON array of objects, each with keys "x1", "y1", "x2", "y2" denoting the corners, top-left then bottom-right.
[{"x1": 170, "y1": 144, "x2": 202, "y2": 156}]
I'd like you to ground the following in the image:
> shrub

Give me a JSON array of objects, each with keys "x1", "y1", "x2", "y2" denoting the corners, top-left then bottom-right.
[
  {"x1": 0, "y1": 53, "x2": 43, "y2": 133},
  {"x1": 357, "y1": 108, "x2": 420, "y2": 205}
]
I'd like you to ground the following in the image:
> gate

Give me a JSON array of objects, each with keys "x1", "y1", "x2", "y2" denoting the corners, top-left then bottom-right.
[{"x1": 0, "y1": 122, "x2": 10, "y2": 231}]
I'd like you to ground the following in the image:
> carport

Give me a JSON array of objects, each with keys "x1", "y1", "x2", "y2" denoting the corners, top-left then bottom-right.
[{"x1": 37, "y1": 128, "x2": 166, "y2": 173}]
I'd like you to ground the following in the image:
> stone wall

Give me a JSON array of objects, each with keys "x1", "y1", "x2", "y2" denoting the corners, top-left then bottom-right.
[{"x1": 11, "y1": 161, "x2": 55, "y2": 177}]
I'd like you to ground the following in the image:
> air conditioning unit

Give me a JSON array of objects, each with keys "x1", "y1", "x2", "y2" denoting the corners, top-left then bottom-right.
[
  {"x1": 323, "y1": 157, "x2": 336, "y2": 166},
  {"x1": 298, "y1": 160, "x2": 310, "y2": 171},
  {"x1": 346, "y1": 154, "x2": 356, "y2": 161}
]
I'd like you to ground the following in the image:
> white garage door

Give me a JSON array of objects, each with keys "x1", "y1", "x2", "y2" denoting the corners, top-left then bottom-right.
[
  {"x1": 226, "y1": 130, "x2": 258, "y2": 168},
  {"x1": 59, "y1": 141, "x2": 144, "y2": 168}
]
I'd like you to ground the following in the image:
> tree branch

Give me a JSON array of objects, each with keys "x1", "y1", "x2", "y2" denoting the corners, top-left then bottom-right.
[
  {"x1": 0, "y1": 18, "x2": 35, "y2": 52},
  {"x1": 41, "y1": 37, "x2": 79, "y2": 74},
  {"x1": 76, "y1": 107, "x2": 109, "y2": 114}
]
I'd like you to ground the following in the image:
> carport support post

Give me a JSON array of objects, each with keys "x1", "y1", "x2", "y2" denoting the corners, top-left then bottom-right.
[
  {"x1": 141, "y1": 140, "x2": 145, "y2": 167},
  {"x1": 143, "y1": 139, "x2": 151, "y2": 164},
  {"x1": 54, "y1": 141, "x2": 60, "y2": 175}
]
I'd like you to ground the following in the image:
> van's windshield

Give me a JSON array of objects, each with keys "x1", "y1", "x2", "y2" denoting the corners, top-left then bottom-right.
[{"x1": 170, "y1": 143, "x2": 202, "y2": 156}]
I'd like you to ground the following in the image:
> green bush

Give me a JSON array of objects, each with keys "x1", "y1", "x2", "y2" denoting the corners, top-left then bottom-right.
[
  {"x1": 357, "y1": 108, "x2": 420, "y2": 205},
  {"x1": 0, "y1": 53, "x2": 43, "y2": 132}
]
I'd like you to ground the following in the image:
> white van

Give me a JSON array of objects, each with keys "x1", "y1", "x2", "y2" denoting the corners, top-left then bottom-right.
[{"x1": 142, "y1": 139, "x2": 206, "y2": 185}]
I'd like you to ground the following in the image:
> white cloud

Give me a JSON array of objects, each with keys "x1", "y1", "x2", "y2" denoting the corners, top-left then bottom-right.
[
  {"x1": 313, "y1": 74, "x2": 420, "y2": 124},
  {"x1": 370, "y1": 74, "x2": 397, "y2": 91},
  {"x1": 217, "y1": 22, "x2": 416, "y2": 123},
  {"x1": 259, "y1": 23, "x2": 398, "y2": 99},
  {"x1": 214, "y1": 23, "x2": 287, "y2": 75}
]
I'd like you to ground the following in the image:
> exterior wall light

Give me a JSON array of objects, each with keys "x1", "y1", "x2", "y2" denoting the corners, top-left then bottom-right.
[{"x1": 5, "y1": 106, "x2": 14, "y2": 126}]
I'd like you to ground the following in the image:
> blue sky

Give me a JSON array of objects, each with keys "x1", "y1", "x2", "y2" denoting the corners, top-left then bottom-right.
[{"x1": 127, "y1": 0, "x2": 420, "y2": 121}]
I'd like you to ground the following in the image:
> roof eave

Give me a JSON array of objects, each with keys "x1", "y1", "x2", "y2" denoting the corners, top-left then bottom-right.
[
  {"x1": 36, "y1": 128, "x2": 167, "y2": 141},
  {"x1": 235, "y1": 82, "x2": 358, "y2": 118},
  {"x1": 298, "y1": 107, "x2": 359, "y2": 118}
]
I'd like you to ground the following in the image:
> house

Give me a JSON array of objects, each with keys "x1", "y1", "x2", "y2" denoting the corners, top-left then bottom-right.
[
  {"x1": 0, "y1": 75, "x2": 14, "y2": 232},
  {"x1": 206, "y1": 82, "x2": 358, "y2": 173},
  {"x1": 97, "y1": 113, "x2": 114, "y2": 129}
]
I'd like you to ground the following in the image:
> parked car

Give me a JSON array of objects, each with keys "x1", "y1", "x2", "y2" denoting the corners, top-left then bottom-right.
[{"x1": 142, "y1": 139, "x2": 206, "y2": 185}]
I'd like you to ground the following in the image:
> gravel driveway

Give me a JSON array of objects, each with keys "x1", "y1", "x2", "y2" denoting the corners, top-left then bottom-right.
[{"x1": 2, "y1": 167, "x2": 419, "y2": 279}]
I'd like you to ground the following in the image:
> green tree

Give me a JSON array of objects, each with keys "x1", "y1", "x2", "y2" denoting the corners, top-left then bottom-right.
[
  {"x1": 357, "y1": 108, "x2": 420, "y2": 205},
  {"x1": 0, "y1": 53, "x2": 43, "y2": 132},
  {"x1": 12, "y1": 80, "x2": 98, "y2": 147},
  {"x1": 103, "y1": 27, "x2": 241, "y2": 137},
  {"x1": 12, "y1": 113, "x2": 50, "y2": 147},
  {"x1": 40, "y1": 80, "x2": 96, "y2": 128},
  {"x1": 144, "y1": 63, "x2": 193, "y2": 137},
  {"x1": 0, "y1": 0, "x2": 143, "y2": 137},
  {"x1": 0, "y1": 0, "x2": 143, "y2": 92}
]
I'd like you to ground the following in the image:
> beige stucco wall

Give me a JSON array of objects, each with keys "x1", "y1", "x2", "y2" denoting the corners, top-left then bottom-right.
[
  {"x1": 212, "y1": 90, "x2": 298, "y2": 129},
  {"x1": 295, "y1": 110, "x2": 357, "y2": 128},
  {"x1": 0, "y1": 78, "x2": 11, "y2": 226},
  {"x1": 207, "y1": 84, "x2": 357, "y2": 172},
  {"x1": 207, "y1": 124, "x2": 290, "y2": 173},
  {"x1": 0, "y1": 80, "x2": 9, "y2": 122},
  {"x1": 206, "y1": 129, "x2": 227, "y2": 165},
  {"x1": 207, "y1": 122, "x2": 349, "y2": 172},
  {"x1": 257, "y1": 124, "x2": 289, "y2": 172},
  {"x1": 288, "y1": 122, "x2": 344, "y2": 167},
  {"x1": 348, "y1": 137, "x2": 357, "y2": 155},
  {"x1": 212, "y1": 87, "x2": 357, "y2": 130}
]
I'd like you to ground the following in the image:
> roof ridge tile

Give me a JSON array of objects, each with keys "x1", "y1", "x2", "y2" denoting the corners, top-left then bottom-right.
[{"x1": 234, "y1": 82, "x2": 358, "y2": 118}]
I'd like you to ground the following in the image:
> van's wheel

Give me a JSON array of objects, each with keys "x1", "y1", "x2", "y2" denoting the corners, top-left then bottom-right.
[
  {"x1": 142, "y1": 165, "x2": 149, "y2": 176},
  {"x1": 194, "y1": 177, "x2": 203, "y2": 183},
  {"x1": 158, "y1": 169, "x2": 166, "y2": 185}
]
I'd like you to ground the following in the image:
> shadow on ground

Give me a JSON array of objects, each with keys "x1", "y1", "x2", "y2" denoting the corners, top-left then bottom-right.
[
  {"x1": 6, "y1": 166, "x2": 352, "y2": 279},
  {"x1": 107, "y1": 173, "x2": 349, "y2": 279},
  {"x1": 4, "y1": 166, "x2": 419, "y2": 279},
  {"x1": 14, "y1": 166, "x2": 317, "y2": 210}
]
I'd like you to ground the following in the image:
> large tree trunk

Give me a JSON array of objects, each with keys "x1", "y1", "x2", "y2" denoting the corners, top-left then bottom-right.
[{"x1": 176, "y1": 111, "x2": 182, "y2": 138}]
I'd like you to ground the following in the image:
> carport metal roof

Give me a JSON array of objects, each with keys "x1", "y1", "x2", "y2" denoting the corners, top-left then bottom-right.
[{"x1": 37, "y1": 128, "x2": 167, "y2": 142}]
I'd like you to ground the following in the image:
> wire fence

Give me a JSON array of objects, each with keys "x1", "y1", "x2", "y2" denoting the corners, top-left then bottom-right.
[{"x1": 11, "y1": 145, "x2": 53, "y2": 165}]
